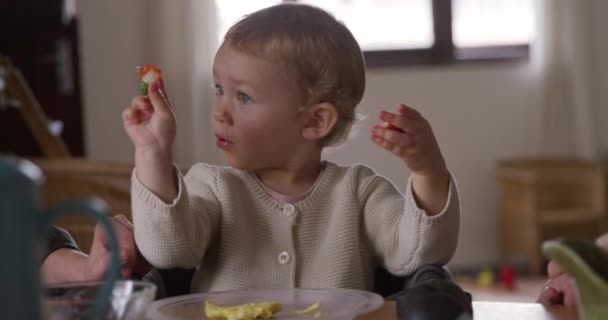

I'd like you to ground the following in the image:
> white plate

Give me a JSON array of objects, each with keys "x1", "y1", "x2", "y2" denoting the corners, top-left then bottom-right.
[{"x1": 146, "y1": 288, "x2": 384, "y2": 320}]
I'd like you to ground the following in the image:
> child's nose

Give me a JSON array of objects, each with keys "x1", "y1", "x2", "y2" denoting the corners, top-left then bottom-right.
[{"x1": 213, "y1": 100, "x2": 233, "y2": 125}]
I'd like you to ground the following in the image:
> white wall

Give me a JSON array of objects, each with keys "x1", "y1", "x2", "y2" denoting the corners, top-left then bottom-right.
[
  {"x1": 77, "y1": 0, "x2": 150, "y2": 162},
  {"x1": 324, "y1": 63, "x2": 542, "y2": 267},
  {"x1": 77, "y1": 0, "x2": 215, "y2": 165},
  {"x1": 589, "y1": 1, "x2": 608, "y2": 160},
  {"x1": 77, "y1": 2, "x2": 606, "y2": 268}
]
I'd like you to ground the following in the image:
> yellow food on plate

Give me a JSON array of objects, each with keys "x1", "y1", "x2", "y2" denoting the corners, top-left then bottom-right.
[
  {"x1": 204, "y1": 301, "x2": 282, "y2": 320},
  {"x1": 294, "y1": 302, "x2": 322, "y2": 318}
]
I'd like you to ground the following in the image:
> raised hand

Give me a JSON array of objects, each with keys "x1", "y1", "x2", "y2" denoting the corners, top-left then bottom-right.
[
  {"x1": 123, "y1": 78, "x2": 178, "y2": 201},
  {"x1": 122, "y1": 79, "x2": 176, "y2": 156},
  {"x1": 371, "y1": 103, "x2": 449, "y2": 214},
  {"x1": 371, "y1": 103, "x2": 447, "y2": 178}
]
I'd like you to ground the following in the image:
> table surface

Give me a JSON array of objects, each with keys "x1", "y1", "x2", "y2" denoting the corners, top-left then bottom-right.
[{"x1": 358, "y1": 301, "x2": 579, "y2": 320}]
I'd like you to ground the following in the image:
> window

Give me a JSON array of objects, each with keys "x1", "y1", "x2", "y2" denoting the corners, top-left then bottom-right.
[{"x1": 215, "y1": 0, "x2": 536, "y2": 67}]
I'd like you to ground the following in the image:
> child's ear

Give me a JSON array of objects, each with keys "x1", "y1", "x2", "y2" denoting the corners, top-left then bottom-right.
[{"x1": 302, "y1": 102, "x2": 338, "y2": 141}]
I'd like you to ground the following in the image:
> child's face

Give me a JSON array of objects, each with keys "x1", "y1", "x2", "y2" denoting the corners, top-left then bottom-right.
[{"x1": 211, "y1": 44, "x2": 308, "y2": 170}]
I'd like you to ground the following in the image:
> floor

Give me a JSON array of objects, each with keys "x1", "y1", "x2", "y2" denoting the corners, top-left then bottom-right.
[{"x1": 454, "y1": 276, "x2": 546, "y2": 303}]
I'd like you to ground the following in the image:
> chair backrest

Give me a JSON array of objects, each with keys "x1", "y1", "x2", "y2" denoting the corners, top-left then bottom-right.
[{"x1": 31, "y1": 158, "x2": 133, "y2": 252}]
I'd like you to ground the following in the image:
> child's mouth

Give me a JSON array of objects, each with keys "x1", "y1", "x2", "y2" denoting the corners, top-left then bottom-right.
[{"x1": 215, "y1": 134, "x2": 232, "y2": 150}]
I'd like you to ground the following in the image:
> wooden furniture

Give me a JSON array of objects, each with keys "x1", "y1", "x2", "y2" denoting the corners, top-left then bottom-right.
[
  {"x1": 0, "y1": 55, "x2": 70, "y2": 157},
  {"x1": 31, "y1": 158, "x2": 133, "y2": 253},
  {"x1": 358, "y1": 301, "x2": 579, "y2": 320},
  {"x1": 1, "y1": 56, "x2": 131, "y2": 252},
  {"x1": 496, "y1": 158, "x2": 606, "y2": 275}
]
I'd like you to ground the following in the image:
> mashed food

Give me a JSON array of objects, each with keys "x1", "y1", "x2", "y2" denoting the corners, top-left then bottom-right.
[{"x1": 204, "y1": 301, "x2": 282, "y2": 320}]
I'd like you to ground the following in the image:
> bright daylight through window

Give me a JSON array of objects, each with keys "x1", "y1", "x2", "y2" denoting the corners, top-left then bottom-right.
[{"x1": 215, "y1": 0, "x2": 535, "y2": 65}]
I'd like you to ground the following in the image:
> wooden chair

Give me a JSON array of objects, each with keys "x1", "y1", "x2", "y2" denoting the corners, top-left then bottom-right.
[
  {"x1": 496, "y1": 158, "x2": 607, "y2": 274},
  {"x1": 31, "y1": 158, "x2": 133, "y2": 253}
]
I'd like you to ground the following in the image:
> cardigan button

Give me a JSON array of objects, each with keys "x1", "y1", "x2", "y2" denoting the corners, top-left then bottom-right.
[
  {"x1": 278, "y1": 251, "x2": 291, "y2": 264},
  {"x1": 282, "y1": 204, "x2": 295, "y2": 216}
]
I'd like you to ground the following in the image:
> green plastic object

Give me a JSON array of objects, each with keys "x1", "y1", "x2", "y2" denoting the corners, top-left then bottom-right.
[
  {"x1": 542, "y1": 239, "x2": 608, "y2": 320},
  {"x1": 0, "y1": 156, "x2": 120, "y2": 320}
]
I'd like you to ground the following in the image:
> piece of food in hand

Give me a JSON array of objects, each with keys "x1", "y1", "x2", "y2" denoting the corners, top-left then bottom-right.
[
  {"x1": 204, "y1": 301, "x2": 282, "y2": 320},
  {"x1": 381, "y1": 121, "x2": 404, "y2": 132},
  {"x1": 136, "y1": 64, "x2": 162, "y2": 95}
]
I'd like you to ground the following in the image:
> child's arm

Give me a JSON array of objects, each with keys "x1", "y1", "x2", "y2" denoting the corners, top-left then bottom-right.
[
  {"x1": 122, "y1": 76, "x2": 177, "y2": 203},
  {"x1": 372, "y1": 103, "x2": 449, "y2": 215},
  {"x1": 369, "y1": 104, "x2": 458, "y2": 273},
  {"x1": 123, "y1": 74, "x2": 220, "y2": 268},
  {"x1": 360, "y1": 171, "x2": 460, "y2": 276},
  {"x1": 131, "y1": 164, "x2": 221, "y2": 268}
]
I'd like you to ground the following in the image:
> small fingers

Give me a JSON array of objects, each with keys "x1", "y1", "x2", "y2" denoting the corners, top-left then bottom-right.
[
  {"x1": 113, "y1": 214, "x2": 134, "y2": 231},
  {"x1": 158, "y1": 78, "x2": 170, "y2": 103},
  {"x1": 379, "y1": 111, "x2": 421, "y2": 134},
  {"x1": 397, "y1": 103, "x2": 423, "y2": 119},
  {"x1": 120, "y1": 253, "x2": 133, "y2": 278},
  {"x1": 119, "y1": 249, "x2": 130, "y2": 262},
  {"x1": 371, "y1": 133, "x2": 394, "y2": 151},
  {"x1": 372, "y1": 125, "x2": 415, "y2": 148},
  {"x1": 148, "y1": 80, "x2": 172, "y2": 113},
  {"x1": 123, "y1": 97, "x2": 154, "y2": 125},
  {"x1": 537, "y1": 285, "x2": 563, "y2": 305},
  {"x1": 371, "y1": 128, "x2": 415, "y2": 158},
  {"x1": 547, "y1": 260, "x2": 565, "y2": 278},
  {"x1": 560, "y1": 276, "x2": 578, "y2": 307},
  {"x1": 122, "y1": 106, "x2": 143, "y2": 124},
  {"x1": 92, "y1": 220, "x2": 106, "y2": 240},
  {"x1": 130, "y1": 96, "x2": 153, "y2": 113}
]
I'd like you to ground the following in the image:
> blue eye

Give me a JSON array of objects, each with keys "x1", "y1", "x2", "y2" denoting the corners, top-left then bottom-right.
[
  {"x1": 214, "y1": 84, "x2": 224, "y2": 96},
  {"x1": 237, "y1": 92, "x2": 253, "y2": 104}
]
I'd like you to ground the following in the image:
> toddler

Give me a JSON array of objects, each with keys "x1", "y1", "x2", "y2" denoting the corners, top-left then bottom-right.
[{"x1": 122, "y1": 3, "x2": 460, "y2": 293}]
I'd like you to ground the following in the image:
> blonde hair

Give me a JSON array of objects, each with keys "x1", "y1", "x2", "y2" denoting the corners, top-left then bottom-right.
[{"x1": 223, "y1": 3, "x2": 366, "y2": 146}]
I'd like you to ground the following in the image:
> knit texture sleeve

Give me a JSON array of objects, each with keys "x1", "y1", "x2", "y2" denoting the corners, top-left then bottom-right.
[
  {"x1": 131, "y1": 163, "x2": 221, "y2": 268},
  {"x1": 360, "y1": 168, "x2": 460, "y2": 276}
]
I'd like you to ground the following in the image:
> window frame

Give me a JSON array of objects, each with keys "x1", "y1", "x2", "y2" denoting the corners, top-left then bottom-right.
[{"x1": 287, "y1": 0, "x2": 530, "y2": 67}]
